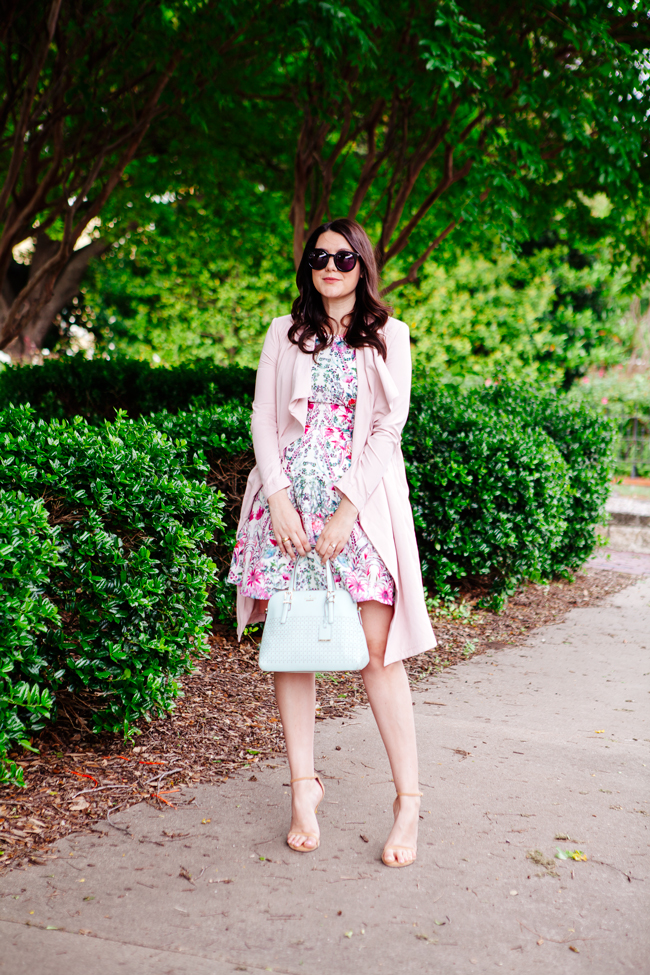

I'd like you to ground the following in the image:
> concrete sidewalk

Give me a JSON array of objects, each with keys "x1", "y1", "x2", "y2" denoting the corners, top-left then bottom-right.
[
  {"x1": 601, "y1": 490, "x2": 650, "y2": 554},
  {"x1": 1, "y1": 577, "x2": 648, "y2": 975}
]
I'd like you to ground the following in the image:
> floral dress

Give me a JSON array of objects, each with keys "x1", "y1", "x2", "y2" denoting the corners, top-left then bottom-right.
[{"x1": 228, "y1": 336, "x2": 395, "y2": 604}]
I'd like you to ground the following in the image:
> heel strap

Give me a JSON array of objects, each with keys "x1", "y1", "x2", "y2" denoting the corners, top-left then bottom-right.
[
  {"x1": 397, "y1": 791, "x2": 423, "y2": 797},
  {"x1": 290, "y1": 776, "x2": 317, "y2": 784}
]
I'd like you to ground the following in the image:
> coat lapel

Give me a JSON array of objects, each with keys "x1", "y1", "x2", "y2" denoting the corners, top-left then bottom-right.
[
  {"x1": 288, "y1": 338, "x2": 398, "y2": 449},
  {"x1": 372, "y1": 349, "x2": 399, "y2": 410},
  {"x1": 352, "y1": 347, "x2": 373, "y2": 463},
  {"x1": 288, "y1": 336, "x2": 315, "y2": 428}
]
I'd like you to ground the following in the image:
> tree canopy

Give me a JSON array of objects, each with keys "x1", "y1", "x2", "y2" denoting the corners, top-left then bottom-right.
[
  {"x1": 0, "y1": 0, "x2": 274, "y2": 355},
  {"x1": 2, "y1": 0, "x2": 649, "y2": 357},
  {"x1": 274, "y1": 1, "x2": 650, "y2": 284}
]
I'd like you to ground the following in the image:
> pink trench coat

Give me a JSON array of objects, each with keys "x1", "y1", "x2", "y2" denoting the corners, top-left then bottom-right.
[{"x1": 235, "y1": 314, "x2": 436, "y2": 666}]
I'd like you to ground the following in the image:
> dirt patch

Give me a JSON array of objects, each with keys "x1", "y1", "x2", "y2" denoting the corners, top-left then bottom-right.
[
  {"x1": 0, "y1": 567, "x2": 635, "y2": 873},
  {"x1": 526, "y1": 849, "x2": 560, "y2": 877}
]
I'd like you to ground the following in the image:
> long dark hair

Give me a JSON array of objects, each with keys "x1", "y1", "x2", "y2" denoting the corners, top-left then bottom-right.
[{"x1": 288, "y1": 218, "x2": 391, "y2": 359}]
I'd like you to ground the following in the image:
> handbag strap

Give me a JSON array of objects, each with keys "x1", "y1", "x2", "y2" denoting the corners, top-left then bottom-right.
[{"x1": 288, "y1": 553, "x2": 337, "y2": 593}]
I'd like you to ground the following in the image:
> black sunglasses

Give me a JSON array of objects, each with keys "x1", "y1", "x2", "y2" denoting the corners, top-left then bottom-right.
[{"x1": 307, "y1": 248, "x2": 360, "y2": 272}]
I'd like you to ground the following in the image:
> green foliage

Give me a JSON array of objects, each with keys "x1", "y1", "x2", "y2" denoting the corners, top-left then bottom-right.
[
  {"x1": 241, "y1": 0, "x2": 650, "y2": 279},
  {"x1": 0, "y1": 0, "x2": 281, "y2": 349},
  {"x1": 149, "y1": 404, "x2": 253, "y2": 460},
  {"x1": 481, "y1": 386, "x2": 617, "y2": 571},
  {"x1": 26, "y1": 0, "x2": 648, "y2": 366},
  {"x1": 425, "y1": 594, "x2": 475, "y2": 622},
  {"x1": 0, "y1": 491, "x2": 61, "y2": 785},
  {"x1": 75, "y1": 204, "x2": 632, "y2": 383},
  {"x1": 397, "y1": 243, "x2": 632, "y2": 389},
  {"x1": 405, "y1": 387, "x2": 570, "y2": 608},
  {"x1": 405, "y1": 384, "x2": 615, "y2": 608},
  {"x1": 147, "y1": 405, "x2": 255, "y2": 622},
  {"x1": 569, "y1": 369, "x2": 650, "y2": 428},
  {"x1": 0, "y1": 355, "x2": 256, "y2": 423},
  {"x1": 0, "y1": 371, "x2": 615, "y2": 779},
  {"x1": 0, "y1": 405, "x2": 224, "y2": 758},
  {"x1": 148, "y1": 374, "x2": 615, "y2": 610},
  {"x1": 78, "y1": 177, "x2": 296, "y2": 366},
  {"x1": 567, "y1": 367, "x2": 650, "y2": 478}
]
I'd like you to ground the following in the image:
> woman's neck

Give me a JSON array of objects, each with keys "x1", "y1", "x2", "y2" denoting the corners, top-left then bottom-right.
[{"x1": 322, "y1": 293, "x2": 356, "y2": 335}]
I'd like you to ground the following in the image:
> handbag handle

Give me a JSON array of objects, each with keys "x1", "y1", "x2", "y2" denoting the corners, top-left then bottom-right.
[{"x1": 288, "y1": 554, "x2": 337, "y2": 593}]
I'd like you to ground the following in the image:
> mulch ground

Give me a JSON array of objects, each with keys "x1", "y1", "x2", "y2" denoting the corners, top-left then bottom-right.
[{"x1": 0, "y1": 566, "x2": 635, "y2": 873}]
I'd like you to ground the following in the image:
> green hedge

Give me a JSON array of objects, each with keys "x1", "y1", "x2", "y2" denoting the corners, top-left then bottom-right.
[
  {"x1": 149, "y1": 383, "x2": 614, "y2": 611},
  {"x1": 150, "y1": 386, "x2": 614, "y2": 611},
  {"x1": 0, "y1": 355, "x2": 256, "y2": 423},
  {"x1": 405, "y1": 385, "x2": 615, "y2": 607},
  {"x1": 480, "y1": 385, "x2": 616, "y2": 571},
  {"x1": 0, "y1": 406, "x2": 224, "y2": 784},
  {"x1": 0, "y1": 366, "x2": 615, "y2": 784},
  {"x1": 0, "y1": 491, "x2": 61, "y2": 786},
  {"x1": 147, "y1": 405, "x2": 254, "y2": 622}
]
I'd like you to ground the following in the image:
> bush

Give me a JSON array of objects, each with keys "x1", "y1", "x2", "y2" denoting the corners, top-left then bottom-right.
[
  {"x1": 148, "y1": 405, "x2": 254, "y2": 622},
  {"x1": 480, "y1": 385, "x2": 616, "y2": 571},
  {"x1": 0, "y1": 491, "x2": 62, "y2": 786},
  {"x1": 566, "y1": 369, "x2": 650, "y2": 478},
  {"x1": 0, "y1": 355, "x2": 256, "y2": 423},
  {"x1": 405, "y1": 384, "x2": 615, "y2": 606},
  {"x1": 405, "y1": 387, "x2": 571, "y2": 607},
  {"x1": 0, "y1": 382, "x2": 613, "y2": 783},
  {"x1": 0, "y1": 406, "x2": 224, "y2": 783}
]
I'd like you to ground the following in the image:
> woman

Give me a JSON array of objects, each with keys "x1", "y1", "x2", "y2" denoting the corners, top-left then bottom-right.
[{"x1": 228, "y1": 218, "x2": 435, "y2": 867}]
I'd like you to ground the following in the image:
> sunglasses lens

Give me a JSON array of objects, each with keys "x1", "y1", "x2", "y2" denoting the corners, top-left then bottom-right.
[
  {"x1": 307, "y1": 249, "x2": 328, "y2": 270},
  {"x1": 334, "y1": 252, "x2": 357, "y2": 272}
]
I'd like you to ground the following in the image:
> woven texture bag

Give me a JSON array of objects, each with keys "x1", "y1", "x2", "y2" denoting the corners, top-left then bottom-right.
[{"x1": 258, "y1": 556, "x2": 369, "y2": 673}]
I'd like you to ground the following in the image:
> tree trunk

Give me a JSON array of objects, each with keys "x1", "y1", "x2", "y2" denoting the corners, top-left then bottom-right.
[{"x1": 1, "y1": 232, "x2": 108, "y2": 360}]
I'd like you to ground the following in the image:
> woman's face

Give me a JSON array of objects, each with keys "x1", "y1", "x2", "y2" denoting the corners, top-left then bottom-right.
[{"x1": 310, "y1": 230, "x2": 361, "y2": 303}]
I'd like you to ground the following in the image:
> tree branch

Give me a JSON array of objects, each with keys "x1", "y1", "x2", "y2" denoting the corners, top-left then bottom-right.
[
  {"x1": 0, "y1": 50, "x2": 180, "y2": 350},
  {"x1": 289, "y1": 107, "x2": 329, "y2": 267},
  {"x1": 381, "y1": 187, "x2": 491, "y2": 296},
  {"x1": 0, "y1": 0, "x2": 62, "y2": 221},
  {"x1": 378, "y1": 93, "x2": 463, "y2": 254}
]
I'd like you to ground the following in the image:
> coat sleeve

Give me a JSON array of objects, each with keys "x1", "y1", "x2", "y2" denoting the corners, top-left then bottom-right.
[
  {"x1": 334, "y1": 320, "x2": 412, "y2": 515},
  {"x1": 250, "y1": 318, "x2": 292, "y2": 499}
]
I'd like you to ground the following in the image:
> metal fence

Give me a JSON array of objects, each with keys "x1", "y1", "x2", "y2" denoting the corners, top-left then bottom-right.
[{"x1": 616, "y1": 417, "x2": 650, "y2": 477}]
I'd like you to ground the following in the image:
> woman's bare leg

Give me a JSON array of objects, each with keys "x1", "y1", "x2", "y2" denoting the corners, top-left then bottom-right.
[
  {"x1": 274, "y1": 671, "x2": 323, "y2": 849},
  {"x1": 359, "y1": 600, "x2": 420, "y2": 865},
  {"x1": 255, "y1": 600, "x2": 321, "y2": 850}
]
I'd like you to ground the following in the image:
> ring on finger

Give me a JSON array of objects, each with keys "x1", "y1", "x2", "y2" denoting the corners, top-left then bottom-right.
[{"x1": 281, "y1": 536, "x2": 291, "y2": 543}]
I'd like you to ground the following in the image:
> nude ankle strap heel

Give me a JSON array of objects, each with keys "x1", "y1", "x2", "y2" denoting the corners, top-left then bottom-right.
[
  {"x1": 382, "y1": 790, "x2": 422, "y2": 868},
  {"x1": 287, "y1": 776, "x2": 325, "y2": 853}
]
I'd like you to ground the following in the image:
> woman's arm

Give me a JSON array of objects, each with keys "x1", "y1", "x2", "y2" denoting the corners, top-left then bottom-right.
[
  {"x1": 251, "y1": 318, "x2": 310, "y2": 558},
  {"x1": 334, "y1": 320, "x2": 412, "y2": 515},
  {"x1": 250, "y1": 318, "x2": 292, "y2": 500}
]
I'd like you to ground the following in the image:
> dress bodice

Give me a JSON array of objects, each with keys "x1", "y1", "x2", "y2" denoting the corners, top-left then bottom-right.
[{"x1": 309, "y1": 336, "x2": 357, "y2": 408}]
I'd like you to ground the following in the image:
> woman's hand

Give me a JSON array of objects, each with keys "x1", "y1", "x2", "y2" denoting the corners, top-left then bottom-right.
[
  {"x1": 267, "y1": 489, "x2": 311, "y2": 560},
  {"x1": 315, "y1": 495, "x2": 358, "y2": 563}
]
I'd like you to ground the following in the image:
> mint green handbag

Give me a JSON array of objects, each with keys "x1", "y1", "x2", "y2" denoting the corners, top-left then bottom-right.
[{"x1": 258, "y1": 556, "x2": 369, "y2": 673}]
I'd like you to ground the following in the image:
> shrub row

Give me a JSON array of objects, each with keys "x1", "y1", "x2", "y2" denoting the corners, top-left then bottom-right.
[
  {"x1": 1, "y1": 363, "x2": 615, "y2": 784},
  {"x1": 0, "y1": 406, "x2": 224, "y2": 784},
  {"x1": 405, "y1": 385, "x2": 616, "y2": 606},
  {"x1": 0, "y1": 355, "x2": 256, "y2": 423},
  {"x1": 0, "y1": 491, "x2": 61, "y2": 787},
  {"x1": 144, "y1": 383, "x2": 615, "y2": 609}
]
